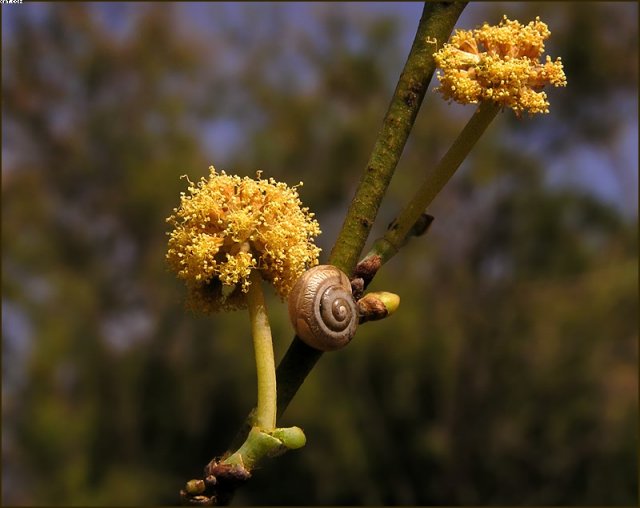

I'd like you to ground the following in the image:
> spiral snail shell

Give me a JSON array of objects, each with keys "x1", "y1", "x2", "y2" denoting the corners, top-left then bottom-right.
[{"x1": 287, "y1": 265, "x2": 359, "y2": 352}]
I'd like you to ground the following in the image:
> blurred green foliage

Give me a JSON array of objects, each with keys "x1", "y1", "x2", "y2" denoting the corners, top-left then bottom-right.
[{"x1": 2, "y1": 2, "x2": 637, "y2": 505}]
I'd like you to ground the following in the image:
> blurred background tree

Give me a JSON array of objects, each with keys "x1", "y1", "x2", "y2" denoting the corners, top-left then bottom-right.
[{"x1": 2, "y1": 2, "x2": 637, "y2": 505}]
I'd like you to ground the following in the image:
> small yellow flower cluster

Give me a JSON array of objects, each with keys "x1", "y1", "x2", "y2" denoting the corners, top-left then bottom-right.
[
  {"x1": 434, "y1": 16, "x2": 567, "y2": 116},
  {"x1": 166, "y1": 167, "x2": 321, "y2": 312}
]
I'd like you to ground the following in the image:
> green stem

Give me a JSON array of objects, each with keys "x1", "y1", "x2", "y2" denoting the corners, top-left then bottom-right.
[
  {"x1": 275, "y1": 1, "x2": 467, "y2": 420},
  {"x1": 329, "y1": 1, "x2": 468, "y2": 276},
  {"x1": 246, "y1": 270, "x2": 276, "y2": 430},
  {"x1": 364, "y1": 101, "x2": 501, "y2": 266}
]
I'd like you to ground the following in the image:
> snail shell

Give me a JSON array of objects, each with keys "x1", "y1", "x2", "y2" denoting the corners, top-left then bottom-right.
[{"x1": 288, "y1": 265, "x2": 358, "y2": 352}]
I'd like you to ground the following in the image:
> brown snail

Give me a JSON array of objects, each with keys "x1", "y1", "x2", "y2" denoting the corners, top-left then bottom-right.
[{"x1": 287, "y1": 265, "x2": 358, "y2": 352}]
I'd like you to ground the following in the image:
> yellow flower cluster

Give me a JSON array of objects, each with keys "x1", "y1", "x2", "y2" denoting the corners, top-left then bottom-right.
[
  {"x1": 434, "y1": 16, "x2": 567, "y2": 116},
  {"x1": 166, "y1": 167, "x2": 321, "y2": 312}
]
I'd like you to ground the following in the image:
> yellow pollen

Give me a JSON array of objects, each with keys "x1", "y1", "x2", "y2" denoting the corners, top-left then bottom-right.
[
  {"x1": 166, "y1": 166, "x2": 321, "y2": 313},
  {"x1": 433, "y1": 15, "x2": 567, "y2": 116}
]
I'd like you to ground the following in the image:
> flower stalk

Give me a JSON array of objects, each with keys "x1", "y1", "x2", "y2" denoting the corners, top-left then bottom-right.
[
  {"x1": 246, "y1": 269, "x2": 277, "y2": 430},
  {"x1": 362, "y1": 100, "x2": 500, "y2": 267}
]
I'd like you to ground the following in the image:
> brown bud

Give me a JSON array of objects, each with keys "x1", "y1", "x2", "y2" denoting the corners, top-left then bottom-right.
[
  {"x1": 353, "y1": 254, "x2": 382, "y2": 288},
  {"x1": 185, "y1": 479, "x2": 206, "y2": 495},
  {"x1": 357, "y1": 291, "x2": 400, "y2": 323}
]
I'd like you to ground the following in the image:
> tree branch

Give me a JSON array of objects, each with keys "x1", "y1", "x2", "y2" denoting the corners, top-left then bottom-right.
[
  {"x1": 276, "y1": 1, "x2": 468, "y2": 419},
  {"x1": 181, "y1": 3, "x2": 469, "y2": 504}
]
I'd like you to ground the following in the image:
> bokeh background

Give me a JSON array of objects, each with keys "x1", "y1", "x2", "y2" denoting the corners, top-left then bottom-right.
[{"x1": 2, "y1": 2, "x2": 638, "y2": 505}]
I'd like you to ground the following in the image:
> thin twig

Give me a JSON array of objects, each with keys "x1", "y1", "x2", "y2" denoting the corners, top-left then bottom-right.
[{"x1": 357, "y1": 101, "x2": 501, "y2": 281}]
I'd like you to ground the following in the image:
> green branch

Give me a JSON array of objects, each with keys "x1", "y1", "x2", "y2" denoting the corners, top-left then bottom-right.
[
  {"x1": 181, "y1": 3, "x2": 469, "y2": 504},
  {"x1": 329, "y1": 1, "x2": 468, "y2": 276},
  {"x1": 275, "y1": 1, "x2": 468, "y2": 420},
  {"x1": 362, "y1": 101, "x2": 501, "y2": 268}
]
